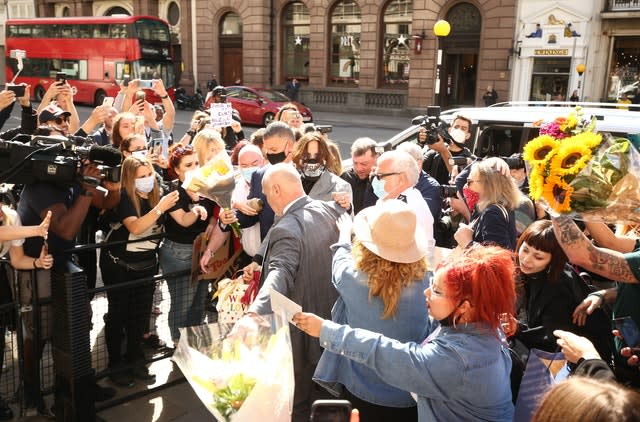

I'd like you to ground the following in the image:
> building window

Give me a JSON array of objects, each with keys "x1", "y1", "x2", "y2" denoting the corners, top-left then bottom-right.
[
  {"x1": 105, "y1": 6, "x2": 130, "y2": 16},
  {"x1": 221, "y1": 12, "x2": 242, "y2": 35},
  {"x1": 329, "y1": 0, "x2": 361, "y2": 85},
  {"x1": 282, "y1": 1, "x2": 310, "y2": 83},
  {"x1": 381, "y1": 0, "x2": 412, "y2": 87},
  {"x1": 606, "y1": 37, "x2": 640, "y2": 101},
  {"x1": 530, "y1": 58, "x2": 570, "y2": 101},
  {"x1": 167, "y1": 2, "x2": 180, "y2": 27}
]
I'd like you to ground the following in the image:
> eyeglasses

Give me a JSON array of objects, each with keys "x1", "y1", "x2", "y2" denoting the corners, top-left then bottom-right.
[
  {"x1": 466, "y1": 179, "x2": 481, "y2": 187},
  {"x1": 171, "y1": 144, "x2": 194, "y2": 156},
  {"x1": 371, "y1": 172, "x2": 400, "y2": 181},
  {"x1": 286, "y1": 112, "x2": 302, "y2": 119},
  {"x1": 54, "y1": 116, "x2": 70, "y2": 125}
]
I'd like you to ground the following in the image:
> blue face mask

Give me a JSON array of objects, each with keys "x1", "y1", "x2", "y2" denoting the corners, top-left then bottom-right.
[
  {"x1": 241, "y1": 166, "x2": 258, "y2": 183},
  {"x1": 134, "y1": 175, "x2": 155, "y2": 193},
  {"x1": 371, "y1": 176, "x2": 386, "y2": 198}
]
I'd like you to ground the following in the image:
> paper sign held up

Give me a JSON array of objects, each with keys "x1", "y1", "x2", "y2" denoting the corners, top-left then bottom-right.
[{"x1": 209, "y1": 103, "x2": 233, "y2": 127}]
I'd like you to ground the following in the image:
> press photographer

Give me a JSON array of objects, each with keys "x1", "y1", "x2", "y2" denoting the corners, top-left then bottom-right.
[
  {"x1": 13, "y1": 134, "x2": 120, "y2": 414},
  {"x1": 420, "y1": 111, "x2": 474, "y2": 185}
]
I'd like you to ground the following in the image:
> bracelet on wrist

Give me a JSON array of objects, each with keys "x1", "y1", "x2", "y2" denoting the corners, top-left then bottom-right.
[
  {"x1": 160, "y1": 94, "x2": 169, "y2": 99},
  {"x1": 588, "y1": 292, "x2": 605, "y2": 306},
  {"x1": 33, "y1": 258, "x2": 39, "y2": 269}
]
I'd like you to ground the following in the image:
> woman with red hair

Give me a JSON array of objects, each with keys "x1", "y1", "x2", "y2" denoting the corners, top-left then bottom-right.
[{"x1": 294, "y1": 245, "x2": 516, "y2": 421}]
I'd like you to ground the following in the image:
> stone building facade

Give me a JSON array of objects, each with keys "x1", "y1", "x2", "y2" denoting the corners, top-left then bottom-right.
[{"x1": 27, "y1": 0, "x2": 518, "y2": 114}]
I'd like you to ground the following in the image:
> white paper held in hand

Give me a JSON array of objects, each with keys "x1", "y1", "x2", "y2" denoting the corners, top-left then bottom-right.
[{"x1": 269, "y1": 288, "x2": 302, "y2": 325}]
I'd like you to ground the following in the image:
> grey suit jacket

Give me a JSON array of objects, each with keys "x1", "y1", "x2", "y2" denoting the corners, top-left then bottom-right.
[{"x1": 249, "y1": 195, "x2": 344, "y2": 368}]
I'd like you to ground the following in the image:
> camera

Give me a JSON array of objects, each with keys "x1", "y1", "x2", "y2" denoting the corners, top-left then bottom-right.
[
  {"x1": 441, "y1": 185, "x2": 459, "y2": 198},
  {"x1": 4, "y1": 84, "x2": 25, "y2": 97},
  {"x1": 0, "y1": 135, "x2": 122, "y2": 186},
  {"x1": 501, "y1": 156, "x2": 525, "y2": 170},
  {"x1": 411, "y1": 106, "x2": 455, "y2": 146}
]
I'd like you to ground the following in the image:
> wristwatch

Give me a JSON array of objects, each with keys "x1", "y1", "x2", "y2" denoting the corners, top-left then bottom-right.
[{"x1": 80, "y1": 189, "x2": 94, "y2": 197}]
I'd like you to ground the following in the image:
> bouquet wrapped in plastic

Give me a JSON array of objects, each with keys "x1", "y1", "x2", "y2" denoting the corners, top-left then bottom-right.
[
  {"x1": 172, "y1": 315, "x2": 294, "y2": 421},
  {"x1": 182, "y1": 150, "x2": 241, "y2": 237},
  {"x1": 523, "y1": 106, "x2": 640, "y2": 223}
]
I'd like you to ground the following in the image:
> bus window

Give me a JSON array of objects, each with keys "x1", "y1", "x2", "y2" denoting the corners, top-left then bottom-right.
[
  {"x1": 110, "y1": 24, "x2": 127, "y2": 38},
  {"x1": 93, "y1": 24, "x2": 110, "y2": 38},
  {"x1": 78, "y1": 25, "x2": 91, "y2": 38},
  {"x1": 60, "y1": 25, "x2": 77, "y2": 38}
]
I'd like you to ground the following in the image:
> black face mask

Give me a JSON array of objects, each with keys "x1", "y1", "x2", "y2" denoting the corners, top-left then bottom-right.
[{"x1": 266, "y1": 151, "x2": 287, "y2": 165}]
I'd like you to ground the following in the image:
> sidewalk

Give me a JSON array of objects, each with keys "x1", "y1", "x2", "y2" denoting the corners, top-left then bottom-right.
[
  {"x1": 313, "y1": 109, "x2": 413, "y2": 130},
  {"x1": 96, "y1": 357, "x2": 211, "y2": 422}
]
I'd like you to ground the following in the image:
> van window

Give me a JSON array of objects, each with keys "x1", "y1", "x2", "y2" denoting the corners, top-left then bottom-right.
[{"x1": 475, "y1": 125, "x2": 527, "y2": 157}]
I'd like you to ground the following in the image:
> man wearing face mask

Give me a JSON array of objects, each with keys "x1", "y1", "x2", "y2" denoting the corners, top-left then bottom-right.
[
  {"x1": 371, "y1": 150, "x2": 435, "y2": 260},
  {"x1": 423, "y1": 114, "x2": 474, "y2": 186}
]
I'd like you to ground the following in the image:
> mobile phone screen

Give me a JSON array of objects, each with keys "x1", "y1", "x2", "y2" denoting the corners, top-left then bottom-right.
[
  {"x1": 152, "y1": 140, "x2": 163, "y2": 157},
  {"x1": 103, "y1": 97, "x2": 114, "y2": 107},
  {"x1": 614, "y1": 317, "x2": 640, "y2": 347}
]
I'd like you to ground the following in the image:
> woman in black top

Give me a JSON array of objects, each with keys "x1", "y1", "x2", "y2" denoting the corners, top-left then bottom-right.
[
  {"x1": 454, "y1": 158, "x2": 519, "y2": 250},
  {"x1": 513, "y1": 220, "x2": 611, "y2": 359},
  {"x1": 100, "y1": 156, "x2": 178, "y2": 387},
  {"x1": 159, "y1": 145, "x2": 218, "y2": 347}
]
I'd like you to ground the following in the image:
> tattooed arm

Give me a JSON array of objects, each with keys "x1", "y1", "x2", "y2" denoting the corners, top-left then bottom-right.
[{"x1": 552, "y1": 216, "x2": 639, "y2": 284}]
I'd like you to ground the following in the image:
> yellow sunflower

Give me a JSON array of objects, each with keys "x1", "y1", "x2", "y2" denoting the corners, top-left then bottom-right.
[
  {"x1": 541, "y1": 175, "x2": 574, "y2": 213},
  {"x1": 561, "y1": 114, "x2": 578, "y2": 132},
  {"x1": 523, "y1": 135, "x2": 560, "y2": 166},
  {"x1": 549, "y1": 139, "x2": 593, "y2": 176},
  {"x1": 572, "y1": 131, "x2": 602, "y2": 149},
  {"x1": 528, "y1": 165, "x2": 545, "y2": 201}
]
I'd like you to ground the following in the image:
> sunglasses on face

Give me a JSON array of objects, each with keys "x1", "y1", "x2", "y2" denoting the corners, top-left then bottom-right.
[
  {"x1": 54, "y1": 116, "x2": 70, "y2": 125},
  {"x1": 370, "y1": 172, "x2": 400, "y2": 181}
]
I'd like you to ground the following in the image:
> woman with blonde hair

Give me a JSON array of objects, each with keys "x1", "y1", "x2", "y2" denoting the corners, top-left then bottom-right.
[
  {"x1": 100, "y1": 156, "x2": 179, "y2": 387},
  {"x1": 310, "y1": 200, "x2": 431, "y2": 421},
  {"x1": 191, "y1": 128, "x2": 226, "y2": 166},
  {"x1": 455, "y1": 157, "x2": 520, "y2": 250},
  {"x1": 290, "y1": 132, "x2": 351, "y2": 201},
  {"x1": 532, "y1": 377, "x2": 640, "y2": 422}
]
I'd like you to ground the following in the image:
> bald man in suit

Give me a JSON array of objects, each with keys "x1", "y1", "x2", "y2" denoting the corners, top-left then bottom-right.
[{"x1": 245, "y1": 163, "x2": 345, "y2": 421}]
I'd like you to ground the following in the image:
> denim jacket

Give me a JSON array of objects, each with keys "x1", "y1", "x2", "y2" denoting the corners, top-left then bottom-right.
[
  {"x1": 319, "y1": 321, "x2": 514, "y2": 422},
  {"x1": 313, "y1": 242, "x2": 431, "y2": 407}
]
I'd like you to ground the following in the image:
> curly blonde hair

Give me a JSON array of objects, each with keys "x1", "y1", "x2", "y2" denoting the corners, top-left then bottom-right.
[{"x1": 352, "y1": 239, "x2": 428, "y2": 318}]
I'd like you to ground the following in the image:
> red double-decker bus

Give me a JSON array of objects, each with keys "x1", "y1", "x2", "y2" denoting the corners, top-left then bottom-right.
[{"x1": 5, "y1": 15, "x2": 175, "y2": 106}]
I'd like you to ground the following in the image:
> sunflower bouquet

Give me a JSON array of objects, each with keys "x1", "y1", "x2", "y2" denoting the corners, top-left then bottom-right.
[{"x1": 523, "y1": 106, "x2": 640, "y2": 223}]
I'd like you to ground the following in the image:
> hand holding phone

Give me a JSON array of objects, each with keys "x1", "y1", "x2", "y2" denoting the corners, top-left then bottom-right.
[
  {"x1": 103, "y1": 97, "x2": 114, "y2": 107},
  {"x1": 56, "y1": 72, "x2": 67, "y2": 84},
  {"x1": 4, "y1": 84, "x2": 25, "y2": 97},
  {"x1": 614, "y1": 317, "x2": 640, "y2": 350},
  {"x1": 152, "y1": 139, "x2": 164, "y2": 157},
  {"x1": 135, "y1": 90, "x2": 146, "y2": 103}
]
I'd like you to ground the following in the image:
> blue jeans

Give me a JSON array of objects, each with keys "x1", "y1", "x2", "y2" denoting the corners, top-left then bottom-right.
[{"x1": 159, "y1": 239, "x2": 208, "y2": 340}]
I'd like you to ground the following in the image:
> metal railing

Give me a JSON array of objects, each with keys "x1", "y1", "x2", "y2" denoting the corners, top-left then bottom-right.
[{"x1": 608, "y1": 0, "x2": 640, "y2": 11}]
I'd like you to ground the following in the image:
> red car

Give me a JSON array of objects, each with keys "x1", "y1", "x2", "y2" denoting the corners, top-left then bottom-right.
[{"x1": 224, "y1": 85, "x2": 313, "y2": 127}]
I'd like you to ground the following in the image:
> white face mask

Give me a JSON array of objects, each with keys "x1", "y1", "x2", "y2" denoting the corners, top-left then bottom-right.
[
  {"x1": 134, "y1": 174, "x2": 155, "y2": 193},
  {"x1": 131, "y1": 150, "x2": 147, "y2": 160},
  {"x1": 450, "y1": 128, "x2": 467, "y2": 145}
]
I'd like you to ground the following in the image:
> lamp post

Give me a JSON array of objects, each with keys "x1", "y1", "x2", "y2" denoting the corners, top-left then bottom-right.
[
  {"x1": 576, "y1": 63, "x2": 585, "y2": 100},
  {"x1": 433, "y1": 19, "x2": 451, "y2": 107}
]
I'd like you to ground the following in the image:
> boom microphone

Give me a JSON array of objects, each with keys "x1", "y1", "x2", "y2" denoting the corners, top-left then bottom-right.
[{"x1": 88, "y1": 145, "x2": 122, "y2": 167}]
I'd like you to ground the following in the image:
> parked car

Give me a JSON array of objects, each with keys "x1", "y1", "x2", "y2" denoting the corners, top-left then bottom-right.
[{"x1": 224, "y1": 85, "x2": 313, "y2": 127}]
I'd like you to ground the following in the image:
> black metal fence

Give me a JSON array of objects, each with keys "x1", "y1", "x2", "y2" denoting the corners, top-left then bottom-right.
[{"x1": 0, "y1": 233, "x2": 237, "y2": 420}]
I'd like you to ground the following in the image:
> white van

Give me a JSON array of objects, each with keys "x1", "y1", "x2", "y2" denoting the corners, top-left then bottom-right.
[{"x1": 380, "y1": 101, "x2": 640, "y2": 158}]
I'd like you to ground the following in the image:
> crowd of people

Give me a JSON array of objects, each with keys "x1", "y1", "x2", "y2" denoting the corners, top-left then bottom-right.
[{"x1": 0, "y1": 76, "x2": 637, "y2": 422}]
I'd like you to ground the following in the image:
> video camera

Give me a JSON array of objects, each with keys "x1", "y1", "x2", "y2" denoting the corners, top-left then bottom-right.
[
  {"x1": 0, "y1": 135, "x2": 122, "y2": 186},
  {"x1": 411, "y1": 106, "x2": 455, "y2": 146},
  {"x1": 501, "y1": 155, "x2": 525, "y2": 170}
]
